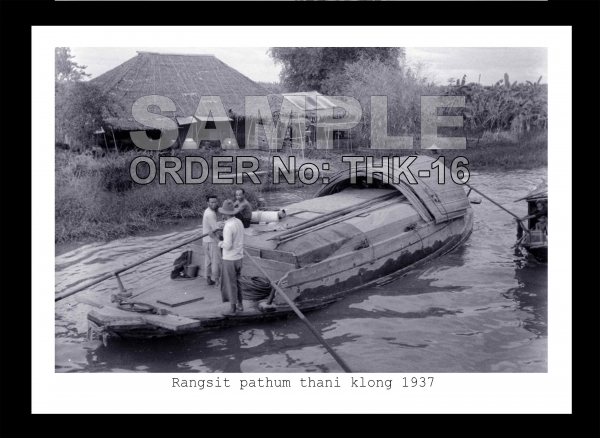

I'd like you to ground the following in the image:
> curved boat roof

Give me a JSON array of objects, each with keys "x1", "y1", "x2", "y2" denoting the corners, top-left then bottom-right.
[{"x1": 315, "y1": 155, "x2": 471, "y2": 224}]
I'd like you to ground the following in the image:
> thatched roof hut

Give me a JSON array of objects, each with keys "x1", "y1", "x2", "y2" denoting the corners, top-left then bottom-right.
[
  {"x1": 91, "y1": 51, "x2": 270, "y2": 131},
  {"x1": 253, "y1": 91, "x2": 362, "y2": 124},
  {"x1": 92, "y1": 52, "x2": 360, "y2": 150}
]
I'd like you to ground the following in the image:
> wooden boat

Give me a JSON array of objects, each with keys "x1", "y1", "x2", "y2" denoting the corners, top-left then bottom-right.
[
  {"x1": 515, "y1": 181, "x2": 547, "y2": 261},
  {"x1": 80, "y1": 156, "x2": 474, "y2": 341}
]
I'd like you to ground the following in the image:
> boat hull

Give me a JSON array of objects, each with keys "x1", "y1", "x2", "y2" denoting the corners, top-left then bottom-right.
[
  {"x1": 87, "y1": 211, "x2": 473, "y2": 340},
  {"x1": 82, "y1": 158, "x2": 476, "y2": 342},
  {"x1": 88, "y1": 300, "x2": 333, "y2": 340},
  {"x1": 278, "y1": 210, "x2": 474, "y2": 305},
  {"x1": 523, "y1": 244, "x2": 547, "y2": 262}
]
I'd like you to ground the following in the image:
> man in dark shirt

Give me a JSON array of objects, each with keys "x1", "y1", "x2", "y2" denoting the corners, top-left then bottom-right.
[{"x1": 233, "y1": 188, "x2": 252, "y2": 228}]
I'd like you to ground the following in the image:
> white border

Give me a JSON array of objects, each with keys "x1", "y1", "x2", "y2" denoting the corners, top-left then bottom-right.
[{"x1": 33, "y1": 26, "x2": 571, "y2": 414}]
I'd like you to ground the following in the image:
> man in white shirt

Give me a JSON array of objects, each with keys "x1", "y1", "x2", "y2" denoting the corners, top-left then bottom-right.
[
  {"x1": 218, "y1": 199, "x2": 245, "y2": 315},
  {"x1": 202, "y1": 195, "x2": 222, "y2": 286}
]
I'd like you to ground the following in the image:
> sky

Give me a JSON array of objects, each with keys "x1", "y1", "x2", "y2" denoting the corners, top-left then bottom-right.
[{"x1": 70, "y1": 47, "x2": 547, "y2": 86}]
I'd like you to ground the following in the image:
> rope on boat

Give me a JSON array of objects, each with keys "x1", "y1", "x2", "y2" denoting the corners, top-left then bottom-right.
[
  {"x1": 240, "y1": 276, "x2": 273, "y2": 301},
  {"x1": 117, "y1": 300, "x2": 160, "y2": 313}
]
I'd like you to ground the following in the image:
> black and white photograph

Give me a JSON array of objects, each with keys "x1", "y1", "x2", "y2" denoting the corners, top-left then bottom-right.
[
  {"x1": 30, "y1": 25, "x2": 573, "y2": 415},
  {"x1": 54, "y1": 45, "x2": 550, "y2": 373}
]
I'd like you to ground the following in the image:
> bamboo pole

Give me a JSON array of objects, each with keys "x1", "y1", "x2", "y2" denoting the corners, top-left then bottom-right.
[
  {"x1": 55, "y1": 232, "x2": 209, "y2": 302},
  {"x1": 267, "y1": 191, "x2": 399, "y2": 241},
  {"x1": 462, "y1": 181, "x2": 530, "y2": 235},
  {"x1": 276, "y1": 197, "x2": 401, "y2": 245},
  {"x1": 243, "y1": 249, "x2": 353, "y2": 373}
]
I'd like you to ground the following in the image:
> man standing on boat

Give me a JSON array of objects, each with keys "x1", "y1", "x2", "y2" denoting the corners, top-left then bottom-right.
[
  {"x1": 233, "y1": 188, "x2": 253, "y2": 228},
  {"x1": 202, "y1": 195, "x2": 222, "y2": 286},
  {"x1": 218, "y1": 199, "x2": 245, "y2": 315}
]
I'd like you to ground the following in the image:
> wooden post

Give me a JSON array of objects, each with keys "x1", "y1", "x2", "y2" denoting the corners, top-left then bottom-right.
[
  {"x1": 114, "y1": 273, "x2": 131, "y2": 297},
  {"x1": 111, "y1": 128, "x2": 119, "y2": 153}
]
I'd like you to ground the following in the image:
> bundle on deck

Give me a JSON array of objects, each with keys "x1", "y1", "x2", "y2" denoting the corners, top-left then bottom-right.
[{"x1": 240, "y1": 276, "x2": 273, "y2": 301}]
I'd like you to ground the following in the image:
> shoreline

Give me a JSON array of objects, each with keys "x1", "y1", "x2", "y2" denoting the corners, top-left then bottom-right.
[
  {"x1": 55, "y1": 164, "x2": 547, "y2": 257},
  {"x1": 55, "y1": 217, "x2": 202, "y2": 257},
  {"x1": 55, "y1": 130, "x2": 547, "y2": 250}
]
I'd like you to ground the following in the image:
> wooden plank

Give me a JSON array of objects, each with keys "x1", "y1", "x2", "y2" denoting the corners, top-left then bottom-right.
[
  {"x1": 156, "y1": 295, "x2": 204, "y2": 307},
  {"x1": 76, "y1": 295, "x2": 105, "y2": 308},
  {"x1": 259, "y1": 248, "x2": 297, "y2": 265},
  {"x1": 89, "y1": 308, "x2": 145, "y2": 323},
  {"x1": 142, "y1": 314, "x2": 202, "y2": 331},
  {"x1": 285, "y1": 243, "x2": 373, "y2": 287},
  {"x1": 105, "y1": 320, "x2": 149, "y2": 329},
  {"x1": 436, "y1": 209, "x2": 467, "y2": 223}
]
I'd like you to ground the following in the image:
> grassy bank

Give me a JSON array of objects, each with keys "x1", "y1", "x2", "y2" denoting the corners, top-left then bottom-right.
[
  {"x1": 56, "y1": 130, "x2": 545, "y2": 245},
  {"x1": 419, "y1": 130, "x2": 547, "y2": 171},
  {"x1": 284, "y1": 129, "x2": 547, "y2": 172},
  {"x1": 55, "y1": 149, "x2": 267, "y2": 244}
]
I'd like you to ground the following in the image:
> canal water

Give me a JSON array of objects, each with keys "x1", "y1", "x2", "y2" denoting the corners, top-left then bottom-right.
[{"x1": 55, "y1": 169, "x2": 547, "y2": 373}]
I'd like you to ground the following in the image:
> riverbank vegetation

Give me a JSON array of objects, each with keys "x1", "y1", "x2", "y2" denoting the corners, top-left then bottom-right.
[
  {"x1": 56, "y1": 129, "x2": 546, "y2": 245},
  {"x1": 55, "y1": 149, "x2": 267, "y2": 244},
  {"x1": 56, "y1": 47, "x2": 547, "y2": 246}
]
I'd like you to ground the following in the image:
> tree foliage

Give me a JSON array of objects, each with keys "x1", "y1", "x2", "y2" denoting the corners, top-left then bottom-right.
[
  {"x1": 336, "y1": 56, "x2": 436, "y2": 147},
  {"x1": 55, "y1": 47, "x2": 91, "y2": 82},
  {"x1": 55, "y1": 48, "x2": 118, "y2": 149},
  {"x1": 442, "y1": 73, "x2": 548, "y2": 133},
  {"x1": 268, "y1": 47, "x2": 405, "y2": 94},
  {"x1": 55, "y1": 81, "x2": 119, "y2": 149}
]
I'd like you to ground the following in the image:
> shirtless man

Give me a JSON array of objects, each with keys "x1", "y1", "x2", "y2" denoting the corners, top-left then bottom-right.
[{"x1": 233, "y1": 188, "x2": 252, "y2": 229}]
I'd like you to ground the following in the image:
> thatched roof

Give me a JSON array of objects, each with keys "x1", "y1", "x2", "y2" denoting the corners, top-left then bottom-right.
[{"x1": 92, "y1": 51, "x2": 269, "y2": 130}]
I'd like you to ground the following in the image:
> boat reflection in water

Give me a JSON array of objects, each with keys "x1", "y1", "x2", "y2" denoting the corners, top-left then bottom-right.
[{"x1": 504, "y1": 251, "x2": 548, "y2": 338}]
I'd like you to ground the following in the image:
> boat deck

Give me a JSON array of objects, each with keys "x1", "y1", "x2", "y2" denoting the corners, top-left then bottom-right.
[
  {"x1": 80, "y1": 271, "x2": 332, "y2": 335},
  {"x1": 243, "y1": 187, "x2": 396, "y2": 251},
  {"x1": 80, "y1": 187, "x2": 418, "y2": 334},
  {"x1": 79, "y1": 274, "x2": 265, "y2": 331}
]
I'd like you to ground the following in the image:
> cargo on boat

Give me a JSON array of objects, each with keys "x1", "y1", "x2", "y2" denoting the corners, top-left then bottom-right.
[
  {"x1": 515, "y1": 181, "x2": 548, "y2": 261},
  {"x1": 77, "y1": 156, "x2": 474, "y2": 341}
]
